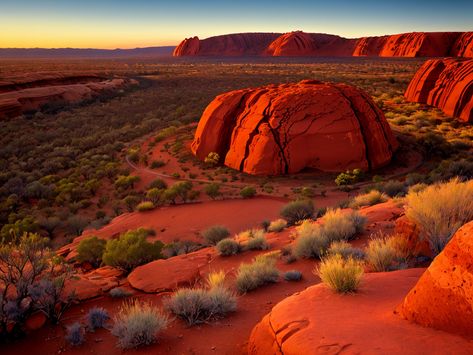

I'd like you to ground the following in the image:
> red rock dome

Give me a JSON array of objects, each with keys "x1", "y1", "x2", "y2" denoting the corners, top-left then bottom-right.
[
  {"x1": 399, "y1": 220, "x2": 473, "y2": 339},
  {"x1": 191, "y1": 80, "x2": 398, "y2": 175},
  {"x1": 405, "y1": 58, "x2": 473, "y2": 123},
  {"x1": 172, "y1": 36, "x2": 200, "y2": 56},
  {"x1": 451, "y1": 32, "x2": 473, "y2": 58}
]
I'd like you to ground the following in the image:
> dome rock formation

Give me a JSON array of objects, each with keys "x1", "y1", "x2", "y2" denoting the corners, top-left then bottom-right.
[
  {"x1": 399, "y1": 220, "x2": 473, "y2": 339},
  {"x1": 172, "y1": 36, "x2": 200, "y2": 56},
  {"x1": 451, "y1": 32, "x2": 473, "y2": 58},
  {"x1": 405, "y1": 58, "x2": 473, "y2": 122},
  {"x1": 191, "y1": 80, "x2": 398, "y2": 175}
]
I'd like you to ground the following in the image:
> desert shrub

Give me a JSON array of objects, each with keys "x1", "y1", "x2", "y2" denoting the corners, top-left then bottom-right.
[
  {"x1": 123, "y1": 195, "x2": 140, "y2": 212},
  {"x1": 102, "y1": 229, "x2": 163, "y2": 272},
  {"x1": 261, "y1": 220, "x2": 270, "y2": 231},
  {"x1": 66, "y1": 322, "x2": 85, "y2": 346},
  {"x1": 240, "y1": 186, "x2": 256, "y2": 198},
  {"x1": 202, "y1": 225, "x2": 230, "y2": 245},
  {"x1": 136, "y1": 201, "x2": 154, "y2": 212},
  {"x1": 148, "y1": 178, "x2": 167, "y2": 190},
  {"x1": 300, "y1": 187, "x2": 315, "y2": 198},
  {"x1": 162, "y1": 240, "x2": 201, "y2": 258},
  {"x1": 166, "y1": 286, "x2": 236, "y2": 326},
  {"x1": 215, "y1": 238, "x2": 241, "y2": 256},
  {"x1": 405, "y1": 178, "x2": 473, "y2": 254},
  {"x1": 349, "y1": 190, "x2": 388, "y2": 208},
  {"x1": 335, "y1": 169, "x2": 363, "y2": 186},
  {"x1": 109, "y1": 287, "x2": 131, "y2": 298},
  {"x1": 77, "y1": 236, "x2": 106, "y2": 268},
  {"x1": 293, "y1": 221, "x2": 329, "y2": 259},
  {"x1": 112, "y1": 300, "x2": 168, "y2": 349},
  {"x1": 327, "y1": 241, "x2": 365, "y2": 260},
  {"x1": 377, "y1": 180, "x2": 406, "y2": 197},
  {"x1": 323, "y1": 209, "x2": 366, "y2": 242},
  {"x1": 236, "y1": 256, "x2": 279, "y2": 293},
  {"x1": 204, "y1": 183, "x2": 221, "y2": 200},
  {"x1": 408, "y1": 183, "x2": 428, "y2": 194},
  {"x1": 280, "y1": 200, "x2": 314, "y2": 225},
  {"x1": 146, "y1": 188, "x2": 163, "y2": 205},
  {"x1": 204, "y1": 152, "x2": 220, "y2": 166},
  {"x1": 267, "y1": 219, "x2": 287, "y2": 232},
  {"x1": 245, "y1": 232, "x2": 269, "y2": 251},
  {"x1": 316, "y1": 255, "x2": 364, "y2": 293},
  {"x1": 365, "y1": 236, "x2": 397, "y2": 272},
  {"x1": 387, "y1": 234, "x2": 413, "y2": 263},
  {"x1": 86, "y1": 307, "x2": 109, "y2": 331},
  {"x1": 115, "y1": 175, "x2": 140, "y2": 190},
  {"x1": 150, "y1": 160, "x2": 166, "y2": 169},
  {"x1": 284, "y1": 270, "x2": 302, "y2": 281},
  {"x1": 206, "y1": 271, "x2": 226, "y2": 289}
]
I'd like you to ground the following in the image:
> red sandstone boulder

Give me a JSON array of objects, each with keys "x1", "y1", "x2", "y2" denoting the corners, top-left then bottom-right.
[
  {"x1": 192, "y1": 80, "x2": 398, "y2": 175},
  {"x1": 399, "y1": 221, "x2": 473, "y2": 339},
  {"x1": 248, "y1": 268, "x2": 473, "y2": 354},
  {"x1": 394, "y1": 215, "x2": 432, "y2": 257},
  {"x1": 405, "y1": 58, "x2": 473, "y2": 122},
  {"x1": 128, "y1": 253, "x2": 210, "y2": 293}
]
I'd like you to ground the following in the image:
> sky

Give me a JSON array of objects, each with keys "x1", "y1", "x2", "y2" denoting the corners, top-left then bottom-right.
[{"x1": 1, "y1": 0, "x2": 472, "y2": 49}]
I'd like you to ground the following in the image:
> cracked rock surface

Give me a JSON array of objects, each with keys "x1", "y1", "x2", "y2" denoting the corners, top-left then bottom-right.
[
  {"x1": 192, "y1": 80, "x2": 398, "y2": 175},
  {"x1": 405, "y1": 58, "x2": 473, "y2": 123}
]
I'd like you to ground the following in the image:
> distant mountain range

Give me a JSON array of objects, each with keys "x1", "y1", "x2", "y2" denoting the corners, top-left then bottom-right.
[{"x1": 0, "y1": 46, "x2": 175, "y2": 58}]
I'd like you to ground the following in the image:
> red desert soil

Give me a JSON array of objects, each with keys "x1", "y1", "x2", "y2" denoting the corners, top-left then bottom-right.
[
  {"x1": 192, "y1": 80, "x2": 398, "y2": 175},
  {"x1": 58, "y1": 197, "x2": 288, "y2": 260},
  {"x1": 400, "y1": 220, "x2": 473, "y2": 339},
  {"x1": 173, "y1": 31, "x2": 473, "y2": 58},
  {"x1": 248, "y1": 268, "x2": 473, "y2": 354},
  {"x1": 0, "y1": 74, "x2": 137, "y2": 120},
  {"x1": 404, "y1": 58, "x2": 473, "y2": 123}
]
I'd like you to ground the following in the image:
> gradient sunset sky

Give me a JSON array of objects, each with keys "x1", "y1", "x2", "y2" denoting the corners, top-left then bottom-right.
[{"x1": 1, "y1": 0, "x2": 472, "y2": 49}]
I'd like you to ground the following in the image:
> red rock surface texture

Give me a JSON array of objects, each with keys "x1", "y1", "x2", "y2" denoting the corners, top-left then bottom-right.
[{"x1": 191, "y1": 80, "x2": 398, "y2": 175}]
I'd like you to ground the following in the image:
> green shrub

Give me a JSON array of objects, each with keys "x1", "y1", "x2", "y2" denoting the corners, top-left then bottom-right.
[
  {"x1": 316, "y1": 254, "x2": 364, "y2": 293},
  {"x1": 205, "y1": 183, "x2": 221, "y2": 200},
  {"x1": 322, "y1": 209, "x2": 366, "y2": 242},
  {"x1": 377, "y1": 180, "x2": 406, "y2": 197},
  {"x1": 327, "y1": 241, "x2": 365, "y2": 260},
  {"x1": 365, "y1": 236, "x2": 397, "y2": 272},
  {"x1": 215, "y1": 238, "x2": 241, "y2": 256},
  {"x1": 280, "y1": 200, "x2": 314, "y2": 225},
  {"x1": 201, "y1": 225, "x2": 230, "y2": 245},
  {"x1": 236, "y1": 256, "x2": 279, "y2": 293},
  {"x1": 204, "y1": 152, "x2": 220, "y2": 166},
  {"x1": 267, "y1": 219, "x2": 287, "y2": 232},
  {"x1": 349, "y1": 190, "x2": 388, "y2": 208},
  {"x1": 102, "y1": 229, "x2": 164, "y2": 272},
  {"x1": 240, "y1": 186, "x2": 256, "y2": 198},
  {"x1": 284, "y1": 270, "x2": 302, "y2": 281},
  {"x1": 136, "y1": 201, "x2": 155, "y2": 212},
  {"x1": 147, "y1": 178, "x2": 167, "y2": 190},
  {"x1": 335, "y1": 169, "x2": 363, "y2": 186},
  {"x1": 245, "y1": 233, "x2": 269, "y2": 251},
  {"x1": 293, "y1": 221, "x2": 329, "y2": 259},
  {"x1": 405, "y1": 178, "x2": 473, "y2": 254},
  {"x1": 150, "y1": 160, "x2": 166, "y2": 169},
  {"x1": 77, "y1": 236, "x2": 106, "y2": 268},
  {"x1": 112, "y1": 300, "x2": 168, "y2": 349}
]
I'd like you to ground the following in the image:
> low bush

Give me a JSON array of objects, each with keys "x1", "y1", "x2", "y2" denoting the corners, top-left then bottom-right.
[
  {"x1": 405, "y1": 178, "x2": 473, "y2": 254},
  {"x1": 377, "y1": 180, "x2": 406, "y2": 197},
  {"x1": 240, "y1": 186, "x2": 256, "y2": 198},
  {"x1": 284, "y1": 270, "x2": 302, "y2": 281},
  {"x1": 236, "y1": 255, "x2": 279, "y2": 293},
  {"x1": 293, "y1": 221, "x2": 328, "y2": 259},
  {"x1": 323, "y1": 209, "x2": 366, "y2": 242},
  {"x1": 148, "y1": 178, "x2": 167, "y2": 190},
  {"x1": 327, "y1": 241, "x2": 365, "y2": 260},
  {"x1": 267, "y1": 219, "x2": 287, "y2": 232},
  {"x1": 246, "y1": 234, "x2": 269, "y2": 251},
  {"x1": 112, "y1": 300, "x2": 168, "y2": 349},
  {"x1": 365, "y1": 236, "x2": 397, "y2": 272},
  {"x1": 280, "y1": 200, "x2": 314, "y2": 225},
  {"x1": 66, "y1": 322, "x2": 85, "y2": 346},
  {"x1": 349, "y1": 190, "x2": 388, "y2": 208},
  {"x1": 86, "y1": 307, "x2": 109, "y2": 332},
  {"x1": 335, "y1": 169, "x2": 363, "y2": 186},
  {"x1": 77, "y1": 236, "x2": 106, "y2": 268},
  {"x1": 136, "y1": 201, "x2": 155, "y2": 212},
  {"x1": 204, "y1": 183, "x2": 221, "y2": 200},
  {"x1": 316, "y1": 254, "x2": 364, "y2": 293},
  {"x1": 109, "y1": 287, "x2": 132, "y2": 298},
  {"x1": 102, "y1": 229, "x2": 164, "y2": 272},
  {"x1": 215, "y1": 238, "x2": 241, "y2": 256},
  {"x1": 202, "y1": 225, "x2": 230, "y2": 245}
]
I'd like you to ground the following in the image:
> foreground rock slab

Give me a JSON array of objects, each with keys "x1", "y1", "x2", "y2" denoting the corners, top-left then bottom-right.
[
  {"x1": 400, "y1": 221, "x2": 473, "y2": 339},
  {"x1": 248, "y1": 268, "x2": 473, "y2": 354}
]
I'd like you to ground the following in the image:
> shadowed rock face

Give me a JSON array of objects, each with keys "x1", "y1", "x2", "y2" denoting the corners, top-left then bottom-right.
[
  {"x1": 405, "y1": 58, "x2": 473, "y2": 122},
  {"x1": 399, "y1": 221, "x2": 473, "y2": 339},
  {"x1": 174, "y1": 31, "x2": 473, "y2": 58},
  {"x1": 191, "y1": 80, "x2": 398, "y2": 175}
]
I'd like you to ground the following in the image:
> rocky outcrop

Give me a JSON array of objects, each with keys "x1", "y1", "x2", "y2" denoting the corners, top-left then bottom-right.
[
  {"x1": 175, "y1": 31, "x2": 473, "y2": 57},
  {"x1": 128, "y1": 253, "x2": 210, "y2": 293},
  {"x1": 0, "y1": 77, "x2": 138, "y2": 120},
  {"x1": 248, "y1": 268, "x2": 473, "y2": 354},
  {"x1": 405, "y1": 58, "x2": 473, "y2": 122},
  {"x1": 451, "y1": 32, "x2": 473, "y2": 57},
  {"x1": 191, "y1": 80, "x2": 398, "y2": 175},
  {"x1": 399, "y1": 221, "x2": 473, "y2": 339},
  {"x1": 266, "y1": 31, "x2": 356, "y2": 56}
]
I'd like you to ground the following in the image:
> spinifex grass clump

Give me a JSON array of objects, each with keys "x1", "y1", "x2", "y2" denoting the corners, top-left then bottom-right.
[
  {"x1": 235, "y1": 253, "x2": 280, "y2": 293},
  {"x1": 316, "y1": 254, "x2": 364, "y2": 293}
]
